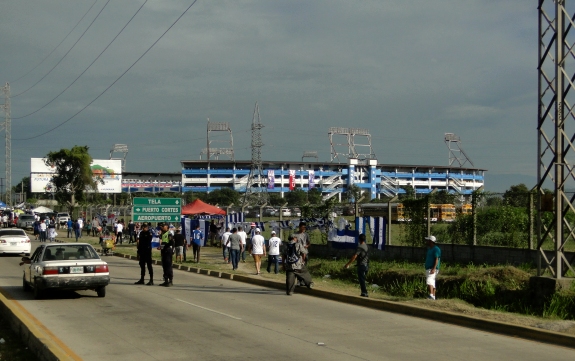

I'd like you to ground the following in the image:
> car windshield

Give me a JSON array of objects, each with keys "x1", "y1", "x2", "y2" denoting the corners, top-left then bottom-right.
[
  {"x1": 42, "y1": 245, "x2": 99, "y2": 261},
  {"x1": 19, "y1": 215, "x2": 34, "y2": 220},
  {"x1": 0, "y1": 229, "x2": 26, "y2": 236}
]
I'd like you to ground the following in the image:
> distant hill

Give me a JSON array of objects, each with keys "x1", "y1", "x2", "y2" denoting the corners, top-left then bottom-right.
[{"x1": 484, "y1": 173, "x2": 536, "y2": 193}]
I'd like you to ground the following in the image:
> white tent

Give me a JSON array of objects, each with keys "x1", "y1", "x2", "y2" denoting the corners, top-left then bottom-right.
[{"x1": 31, "y1": 206, "x2": 54, "y2": 213}]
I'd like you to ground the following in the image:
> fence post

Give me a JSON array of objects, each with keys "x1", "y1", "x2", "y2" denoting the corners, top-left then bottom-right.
[
  {"x1": 528, "y1": 192, "x2": 534, "y2": 250},
  {"x1": 472, "y1": 192, "x2": 477, "y2": 246}
]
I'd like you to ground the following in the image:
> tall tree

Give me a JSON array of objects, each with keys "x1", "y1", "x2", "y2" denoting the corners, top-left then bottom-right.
[
  {"x1": 285, "y1": 189, "x2": 307, "y2": 206},
  {"x1": 502, "y1": 183, "x2": 530, "y2": 208},
  {"x1": 206, "y1": 188, "x2": 240, "y2": 206},
  {"x1": 45, "y1": 146, "x2": 99, "y2": 213}
]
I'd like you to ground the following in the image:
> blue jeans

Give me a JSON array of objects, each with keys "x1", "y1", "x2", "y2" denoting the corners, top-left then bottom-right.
[
  {"x1": 67, "y1": 228, "x2": 72, "y2": 238},
  {"x1": 267, "y1": 255, "x2": 279, "y2": 274},
  {"x1": 223, "y1": 246, "x2": 229, "y2": 261},
  {"x1": 358, "y1": 264, "x2": 369, "y2": 295},
  {"x1": 230, "y1": 249, "x2": 240, "y2": 270}
]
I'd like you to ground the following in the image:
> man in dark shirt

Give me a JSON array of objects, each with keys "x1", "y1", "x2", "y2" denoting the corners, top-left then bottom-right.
[
  {"x1": 128, "y1": 220, "x2": 136, "y2": 244},
  {"x1": 135, "y1": 223, "x2": 154, "y2": 285},
  {"x1": 209, "y1": 220, "x2": 220, "y2": 247},
  {"x1": 344, "y1": 233, "x2": 369, "y2": 297},
  {"x1": 173, "y1": 228, "x2": 185, "y2": 263}
]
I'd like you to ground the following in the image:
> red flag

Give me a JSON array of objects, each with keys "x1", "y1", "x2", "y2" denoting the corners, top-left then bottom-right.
[{"x1": 289, "y1": 170, "x2": 295, "y2": 190}]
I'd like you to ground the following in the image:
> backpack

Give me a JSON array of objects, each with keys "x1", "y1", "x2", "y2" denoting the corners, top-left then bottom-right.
[{"x1": 285, "y1": 243, "x2": 300, "y2": 264}]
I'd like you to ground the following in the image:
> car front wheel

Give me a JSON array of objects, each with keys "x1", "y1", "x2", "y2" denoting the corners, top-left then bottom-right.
[{"x1": 96, "y1": 286, "x2": 106, "y2": 298}]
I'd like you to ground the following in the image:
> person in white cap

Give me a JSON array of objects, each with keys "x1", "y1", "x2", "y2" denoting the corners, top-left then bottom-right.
[
  {"x1": 251, "y1": 228, "x2": 266, "y2": 275},
  {"x1": 424, "y1": 235, "x2": 441, "y2": 300},
  {"x1": 266, "y1": 230, "x2": 282, "y2": 274}
]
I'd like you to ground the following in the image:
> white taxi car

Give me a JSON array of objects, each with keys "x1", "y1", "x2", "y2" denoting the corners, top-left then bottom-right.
[
  {"x1": 0, "y1": 228, "x2": 31, "y2": 255},
  {"x1": 21, "y1": 243, "x2": 110, "y2": 299}
]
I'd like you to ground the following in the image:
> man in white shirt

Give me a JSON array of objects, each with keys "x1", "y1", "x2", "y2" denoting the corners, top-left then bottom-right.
[
  {"x1": 266, "y1": 230, "x2": 282, "y2": 274},
  {"x1": 77, "y1": 218, "x2": 84, "y2": 238},
  {"x1": 116, "y1": 221, "x2": 124, "y2": 244},
  {"x1": 221, "y1": 227, "x2": 232, "y2": 263},
  {"x1": 237, "y1": 226, "x2": 247, "y2": 263},
  {"x1": 251, "y1": 228, "x2": 266, "y2": 275},
  {"x1": 39, "y1": 220, "x2": 47, "y2": 242}
]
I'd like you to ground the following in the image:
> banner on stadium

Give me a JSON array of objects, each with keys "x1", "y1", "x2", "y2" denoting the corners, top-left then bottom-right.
[
  {"x1": 267, "y1": 170, "x2": 274, "y2": 189},
  {"x1": 289, "y1": 170, "x2": 295, "y2": 190},
  {"x1": 308, "y1": 170, "x2": 315, "y2": 189}
]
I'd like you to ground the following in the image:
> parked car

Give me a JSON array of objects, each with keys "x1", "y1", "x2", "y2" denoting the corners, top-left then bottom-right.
[
  {"x1": 281, "y1": 209, "x2": 292, "y2": 217},
  {"x1": 16, "y1": 214, "x2": 35, "y2": 230},
  {"x1": 57, "y1": 212, "x2": 70, "y2": 227},
  {"x1": 21, "y1": 243, "x2": 109, "y2": 299},
  {"x1": 0, "y1": 228, "x2": 31, "y2": 255}
]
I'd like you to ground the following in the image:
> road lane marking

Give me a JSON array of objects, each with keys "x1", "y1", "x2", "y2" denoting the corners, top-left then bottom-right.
[
  {"x1": 174, "y1": 298, "x2": 242, "y2": 320},
  {"x1": 0, "y1": 287, "x2": 83, "y2": 361}
]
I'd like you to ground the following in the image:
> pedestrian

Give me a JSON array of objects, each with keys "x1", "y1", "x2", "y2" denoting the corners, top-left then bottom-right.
[
  {"x1": 294, "y1": 221, "x2": 310, "y2": 286},
  {"x1": 128, "y1": 220, "x2": 136, "y2": 244},
  {"x1": 174, "y1": 228, "x2": 185, "y2": 264},
  {"x1": 251, "y1": 228, "x2": 266, "y2": 275},
  {"x1": 344, "y1": 233, "x2": 369, "y2": 297},
  {"x1": 67, "y1": 218, "x2": 73, "y2": 238},
  {"x1": 74, "y1": 219, "x2": 81, "y2": 242},
  {"x1": 134, "y1": 223, "x2": 154, "y2": 285},
  {"x1": 283, "y1": 233, "x2": 314, "y2": 295},
  {"x1": 266, "y1": 230, "x2": 282, "y2": 274},
  {"x1": 237, "y1": 226, "x2": 247, "y2": 263},
  {"x1": 158, "y1": 222, "x2": 174, "y2": 287},
  {"x1": 209, "y1": 219, "x2": 220, "y2": 247},
  {"x1": 227, "y1": 228, "x2": 242, "y2": 270},
  {"x1": 247, "y1": 222, "x2": 256, "y2": 253},
  {"x1": 192, "y1": 224, "x2": 204, "y2": 263},
  {"x1": 424, "y1": 235, "x2": 441, "y2": 300},
  {"x1": 33, "y1": 219, "x2": 40, "y2": 240},
  {"x1": 47, "y1": 217, "x2": 56, "y2": 242},
  {"x1": 91, "y1": 217, "x2": 100, "y2": 237},
  {"x1": 39, "y1": 219, "x2": 47, "y2": 242},
  {"x1": 184, "y1": 228, "x2": 192, "y2": 262},
  {"x1": 116, "y1": 220, "x2": 124, "y2": 244},
  {"x1": 221, "y1": 227, "x2": 231, "y2": 263},
  {"x1": 77, "y1": 217, "x2": 84, "y2": 238}
]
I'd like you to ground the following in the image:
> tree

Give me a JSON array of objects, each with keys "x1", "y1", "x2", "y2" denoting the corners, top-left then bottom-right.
[
  {"x1": 206, "y1": 188, "x2": 240, "y2": 206},
  {"x1": 345, "y1": 184, "x2": 364, "y2": 204},
  {"x1": 429, "y1": 190, "x2": 457, "y2": 205},
  {"x1": 45, "y1": 146, "x2": 100, "y2": 213},
  {"x1": 268, "y1": 193, "x2": 285, "y2": 207},
  {"x1": 307, "y1": 188, "x2": 323, "y2": 205},
  {"x1": 503, "y1": 183, "x2": 530, "y2": 208},
  {"x1": 285, "y1": 189, "x2": 307, "y2": 206}
]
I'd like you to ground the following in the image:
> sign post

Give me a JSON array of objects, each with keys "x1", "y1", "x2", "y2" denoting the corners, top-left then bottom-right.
[{"x1": 132, "y1": 197, "x2": 182, "y2": 223}]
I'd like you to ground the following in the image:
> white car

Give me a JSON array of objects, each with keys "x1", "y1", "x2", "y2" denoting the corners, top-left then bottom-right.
[
  {"x1": 21, "y1": 243, "x2": 110, "y2": 299},
  {"x1": 0, "y1": 229, "x2": 31, "y2": 255}
]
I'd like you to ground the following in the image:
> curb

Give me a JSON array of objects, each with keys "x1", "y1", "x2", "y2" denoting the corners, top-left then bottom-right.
[{"x1": 0, "y1": 289, "x2": 81, "y2": 361}]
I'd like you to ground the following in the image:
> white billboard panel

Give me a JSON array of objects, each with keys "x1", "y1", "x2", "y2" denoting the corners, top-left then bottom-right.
[{"x1": 30, "y1": 158, "x2": 122, "y2": 193}]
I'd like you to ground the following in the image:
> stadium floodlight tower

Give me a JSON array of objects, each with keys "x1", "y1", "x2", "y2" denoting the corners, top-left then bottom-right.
[
  {"x1": 302, "y1": 151, "x2": 319, "y2": 162},
  {"x1": 110, "y1": 144, "x2": 128, "y2": 173},
  {"x1": 349, "y1": 128, "x2": 375, "y2": 160},
  {"x1": 329, "y1": 127, "x2": 352, "y2": 162},
  {"x1": 243, "y1": 102, "x2": 268, "y2": 206},
  {"x1": 537, "y1": 0, "x2": 575, "y2": 281},
  {"x1": 201, "y1": 119, "x2": 234, "y2": 160},
  {"x1": 444, "y1": 133, "x2": 474, "y2": 167}
]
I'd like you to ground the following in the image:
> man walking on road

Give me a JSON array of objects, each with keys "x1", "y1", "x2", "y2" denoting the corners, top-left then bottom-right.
[
  {"x1": 222, "y1": 227, "x2": 231, "y2": 263},
  {"x1": 174, "y1": 228, "x2": 185, "y2": 264},
  {"x1": 283, "y1": 233, "x2": 314, "y2": 295},
  {"x1": 192, "y1": 224, "x2": 204, "y2": 263},
  {"x1": 237, "y1": 226, "x2": 247, "y2": 263},
  {"x1": 344, "y1": 233, "x2": 369, "y2": 297},
  {"x1": 425, "y1": 235, "x2": 441, "y2": 300},
  {"x1": 135, "y1": 223, "x2": 154, "y2": 285},
  {"x1": 227, "y1": 228, "x2": 242, "y2": 270},
  {"x1": 158, "y1": 223, "x2": 175, "y2": 287},
  {"x1": 266, "y1": 230, "x2": 282, "y2": 274},
  {"x1": 251, "y1": 228, "x2": 266, "y2": 275}
]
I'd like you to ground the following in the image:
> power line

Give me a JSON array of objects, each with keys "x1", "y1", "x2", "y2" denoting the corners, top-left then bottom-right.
[
  {"x1": 9, "y1": 0, "x2": 99, "y2": 84},
  {"x1": 13, "y1": 0, "x2": 148, "y2": 120},
  {"x1": 12, "y1": 0, "x2": 111, "y2": 98},
  {"x1": 13, "y1": 0, "x2": 199, "y2": 141}
]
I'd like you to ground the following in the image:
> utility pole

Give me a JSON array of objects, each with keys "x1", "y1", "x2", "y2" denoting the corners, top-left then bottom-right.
[{"x1": 1, "y1": 83, "x2": 10, "y2": 207}]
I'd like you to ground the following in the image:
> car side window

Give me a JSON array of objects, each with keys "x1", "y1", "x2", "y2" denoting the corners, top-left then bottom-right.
[{"x1": 30, "y1": 247, "x2": 43, "y2": 262}]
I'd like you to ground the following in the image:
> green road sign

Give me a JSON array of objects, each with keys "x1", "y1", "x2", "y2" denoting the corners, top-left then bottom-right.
[
  {"x1": 133, "y1": 214, "x2": 181, "y2": 222},
  {"x1": 133, "y1": 198, "x2": 181, "y2": 206},
  {"x1": 132, "y1": 197, "x2": 181, "y2": 223}
]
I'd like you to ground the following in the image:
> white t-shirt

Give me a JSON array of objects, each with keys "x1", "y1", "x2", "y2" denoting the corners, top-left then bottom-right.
[
  {"x1": 222, "y1": 231, "x2": 232, "y2": 247},
  {"x1": 238, "y1": 231, "x2": 247, "y2": 245},
  {"x1": 116, "y1": 223, "x2": 124, "y2": 233},
  {"x1": 251, "y1": 234, "x2": 265, "y2": 255},
  {"x1": 40, "y1": 222, "x2": 47, "y2": 231},
  {"x1": 268, "y1": 236, "x2": 282, "y2": 256}
]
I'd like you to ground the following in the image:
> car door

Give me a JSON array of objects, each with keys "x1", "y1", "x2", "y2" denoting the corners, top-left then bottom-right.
[{"x1": 25, "y1": 246, "x2": 43, "y2": 284}]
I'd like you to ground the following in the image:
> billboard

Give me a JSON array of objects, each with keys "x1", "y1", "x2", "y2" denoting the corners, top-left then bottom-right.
[{"x1": 30, "y1": 158, "x2": 122, "y2": 193}]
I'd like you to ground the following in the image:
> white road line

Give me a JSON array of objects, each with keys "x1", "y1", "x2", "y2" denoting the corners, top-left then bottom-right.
[{"x1": 175, "y1": 298, "x2": 242, "y2": 320}]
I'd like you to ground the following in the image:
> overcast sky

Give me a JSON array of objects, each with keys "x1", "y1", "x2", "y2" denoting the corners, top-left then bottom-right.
[{"x1": 0, "y1": 1, "x2": 539, "y2": 192}]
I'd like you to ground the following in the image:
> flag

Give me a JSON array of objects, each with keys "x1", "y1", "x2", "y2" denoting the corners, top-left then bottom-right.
[
  {"x1": 308, "y1": 170, "x2": 315, "y2": 189},
  {"x1": 268, "y1": 170, "x2": 275, "y2": 189},
  {"x1": 289, "y1": 170, "x2": 295, "y2": 190},
  {"x1": 329, "y1": 228, "x2": 358, "y2": 249},
  {"x1": 372, "y1": 217, "x2": 386, "y2": 250}
]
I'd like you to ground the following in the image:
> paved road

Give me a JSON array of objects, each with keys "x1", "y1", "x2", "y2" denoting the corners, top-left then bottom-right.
[{"x1": 0, "y1": 241, "x2": 574, "y2": 361}]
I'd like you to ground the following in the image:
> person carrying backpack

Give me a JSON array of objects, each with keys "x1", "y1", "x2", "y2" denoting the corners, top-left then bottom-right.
[{"x1": 283, "y1": 233, "x2": 314, "y2": 295}]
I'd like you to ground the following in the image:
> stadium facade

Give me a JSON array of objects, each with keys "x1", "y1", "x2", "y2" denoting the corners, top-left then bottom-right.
[{"x1": 180, "y1": 159, "x2": 485, "y2": 201}]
